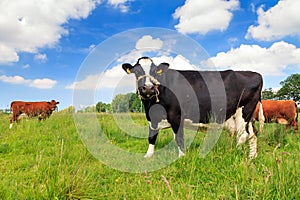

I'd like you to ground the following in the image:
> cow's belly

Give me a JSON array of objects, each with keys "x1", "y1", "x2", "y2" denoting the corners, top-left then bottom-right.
[
  {"x1": 149, "y1": 118, "x2": 212, "y2": 131},
  {"x1": 149, "y1": 107, "x2": 245, "y2": 135}
]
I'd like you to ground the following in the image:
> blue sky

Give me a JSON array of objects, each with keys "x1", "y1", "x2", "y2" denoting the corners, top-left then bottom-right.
[{"x1": 0, "y1": 0, "x2": 300, "y2": 110}]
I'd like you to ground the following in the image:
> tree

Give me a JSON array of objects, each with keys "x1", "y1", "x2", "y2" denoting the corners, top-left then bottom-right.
[
  {"x1": 111, "y1": 93, "x2": 142, "y2": 113},
  {"x1": 96, "y1": 102, "x2": 111, "y2": 113},
  {"x1": 276, "y1": 74, "x2": 300, "y2": 103},
  {"x1": 84, "y1": 106, "x2": 95, "y2": 113},
  {"x1": 262, "y1": 88, "x2": 275, "y2": 100}
]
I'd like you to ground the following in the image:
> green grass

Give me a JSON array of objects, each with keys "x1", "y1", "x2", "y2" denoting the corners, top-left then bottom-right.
[{"x1": 0, "y1": 112, "x2": 299, "y2": 199}]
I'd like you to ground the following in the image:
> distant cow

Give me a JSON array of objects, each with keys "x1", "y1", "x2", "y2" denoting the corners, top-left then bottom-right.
[
  {"x1": 122, "y1": 57, "x2": 263, "y2": 159},
  {"x1": 10, "y1": 100, "x2": 59, "y2": 128},
  {"x1": 254, "y1": 100, "x2": 298, "y2": 133}
]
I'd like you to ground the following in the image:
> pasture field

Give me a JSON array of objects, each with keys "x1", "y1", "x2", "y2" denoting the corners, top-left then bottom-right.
[{"x1": 0, "y1": 112, "x2": 299, "y2": 199}]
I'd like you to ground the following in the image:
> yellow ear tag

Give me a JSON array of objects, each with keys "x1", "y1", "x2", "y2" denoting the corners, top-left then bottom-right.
[
  {"x1": 126, "y1": 68, "x2": 131, "y2": 74},
  {"x1": 156, "y1": 69, "x2": 162, "y2": 75}
]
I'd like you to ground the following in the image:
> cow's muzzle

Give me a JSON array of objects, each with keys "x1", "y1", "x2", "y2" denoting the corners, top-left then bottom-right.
[{"x1": 138, "y1": 84, "x2": 160, "y2": 102}]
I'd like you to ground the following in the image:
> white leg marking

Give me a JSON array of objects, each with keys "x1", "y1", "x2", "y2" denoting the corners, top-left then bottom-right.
[
  {"x1": 178, "y1": 147, "x2": 185, "y2": 157},
  {"x1": 248, "y1": 122, "x2": 257, "y2": 159},
  {"x1": 234, "y1": 107, "x2": 248, "y2": 146},
  {"x1": 149, "y1": 120, "x2": 171, "y2": 131},
  {"x1": 144, "y1": 144, "x2": 155, "y2": 158},
  {"x1": 9, "y1": 123, "x2": 13, "y2": 129}
]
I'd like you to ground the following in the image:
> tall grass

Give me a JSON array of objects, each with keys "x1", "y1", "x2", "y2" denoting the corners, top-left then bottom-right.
[{"x1": 0, "y1": 112, "x2": 299, "y2": 199}]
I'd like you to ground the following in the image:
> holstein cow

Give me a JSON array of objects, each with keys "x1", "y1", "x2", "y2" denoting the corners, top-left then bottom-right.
[
  {"x1": 10, "y1": 100, "x2": 59, "y2": 128},
  {"x1": 254, "y1": 100, "x2": 298, "y2": 133},
  {"x1": 122, "y1": 57, "x2": 263, "y2": 159}
]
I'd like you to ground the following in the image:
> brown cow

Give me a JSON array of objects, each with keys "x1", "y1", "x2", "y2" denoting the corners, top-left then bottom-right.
[
  {"x1": 254, "y1": 100, "x2": 298, "y2": 133},
  {"x1": 10, "y1": 100, "x2": 59, "y2": 128}
]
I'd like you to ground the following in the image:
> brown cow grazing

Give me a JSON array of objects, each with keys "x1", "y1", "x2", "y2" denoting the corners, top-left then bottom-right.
[
  {"x1": 10, "y1": 100, "x2": 59, "y2": 128},
  {"x1": 254, "y1": 100, "x2": 298, "y2": 133}
]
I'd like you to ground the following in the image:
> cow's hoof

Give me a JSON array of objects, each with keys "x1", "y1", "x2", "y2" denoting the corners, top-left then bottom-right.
[
  {"x1": 178, "y1": 148, "x2": 185, "y2": 157},
  {"x1": 144, "y1": 153, "x2": 153, "y2": 158},
  {"x1": 178, "y1": 152, "x2": 185, "y2": 158}
]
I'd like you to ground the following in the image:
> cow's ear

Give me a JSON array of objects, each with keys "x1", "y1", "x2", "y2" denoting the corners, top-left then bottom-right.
[
  {"x1": 122, "y1": 63, "x2": 134, "y2": 74},
  {"x1": 156, "y1": 63, "x2": 169, "y2": 75}
]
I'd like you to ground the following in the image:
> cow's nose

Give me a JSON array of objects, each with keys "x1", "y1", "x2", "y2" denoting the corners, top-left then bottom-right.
[{"x1": 142, "y1": 85, "x2": 154, "y2": 91}]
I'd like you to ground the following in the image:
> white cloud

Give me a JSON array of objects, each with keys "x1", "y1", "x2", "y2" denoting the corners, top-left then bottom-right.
[
  {"x1": 34, "y1": 53, "x2": 47, "y2": 62},
  {"x1": 135, "y1": 35, "x2": 163, "y2": 50},
  {"x1": 173, "y1": 0, "x2": 239, "y2": 34},
  {"x1": 117, "y1": 35, "x2": 164, "y2": 63},
  {"x1": 0, "y1": 0, "x2": 101, "y2": 64},
  {"x1": 152, "y1": 55, "x2": 198, "y2": 71},
  {"x1": 66, "y1": 64, "x2": 135, "y2": 90},
  {"x1": 203, "y1": 41, "x2": 300, "y2": 76},
  {"x1": 0, "y1": 75, "x2": 57, "y2": 89},
  {"x1": 29, "y1": 78, "x2": 57, "y2": 89},
  {"x1": 0, "y1": 44, "x2": 19, "y2": 63},
  {"x1": 246, "y1": 0, "x2": 300, "y2": 41},
  {"x1": 107, "y1": 0, "x2": 131, "y2": 12}
]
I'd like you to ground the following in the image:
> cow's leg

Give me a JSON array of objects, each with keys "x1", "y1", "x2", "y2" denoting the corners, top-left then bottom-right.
[
  {"x1": 291, "y1": 120, "x2": 298, "y2": 134},
  {"x1": 171, "y1": 118, "x2": 185, "y2": 157},
  {"x1": 144, "y1": 127, "x2": 159, "y2": 158},
  {"x1": 9, "y1": 118, "x2": 14, "y2": 129},
  {"x1": 234, "y1": 107, "x2": 257, "y2": 159},
  {"x1": 235, "y1": 108, "x2": 248, "y2": 145},
  {"x1": 9, "y1": 114, "x2": 18, "y2": 129},
  {"x1": 247, "y1": 122, "x2": 258, "y2": 159}
]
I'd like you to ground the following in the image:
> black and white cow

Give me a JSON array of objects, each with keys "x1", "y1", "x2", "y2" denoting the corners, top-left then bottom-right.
[{"x1": 122, "y1": 57, "x2": 263, "y2": 159}]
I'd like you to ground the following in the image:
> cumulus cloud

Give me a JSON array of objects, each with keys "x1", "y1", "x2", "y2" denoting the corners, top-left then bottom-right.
[
  {"x1": 203, "y1": 41, "x2": 300, "y2": 76},
  {"x1": 135, "y1": 35, "x2": 163, "y2": 50},
  {"x1": 117, "y1": 35, "x2": 164, "y2": 63},
  {"x1": 0, "y1": 75, "x2": 57, "y2": 89},
  {"x1": 246, "y1": 0, "x2": 300, "y2": 41},
  {"x1": 173, "y1": 0, "x2": 239, "y2": 34},
  {"x1": 107, "y1": 0, "x2": 131, "y2": 12},
  {"x1": 66, "y1": 64, "x2": 135, "y2": 90},
  {"x1": 0, "y1": 0, "x2": 101, "y2": 64}
]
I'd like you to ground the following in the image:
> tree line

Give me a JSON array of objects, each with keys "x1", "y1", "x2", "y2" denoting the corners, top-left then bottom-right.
[
  {"x1": 80, "y1": 73, "x2": 299, "y2": 113},
  {"x1": 262, "y1": 74, "x2": 299, "y2": 103},
  {"x1": 79, "y1": 93, "x2": 142, "y2": 113}
]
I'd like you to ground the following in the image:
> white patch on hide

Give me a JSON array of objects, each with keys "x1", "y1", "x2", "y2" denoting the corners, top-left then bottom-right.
[
  {"x1": 234, "y1": 107, "x2": 248, "y2": 145},
  {"x1": 144, "y1": 144, "x2": 155, "y2": 158},
  {"x1": 224, "y1": 115, "x2": 236, "y2": 136},
  {"x1": 138, "y1": 57, "x2": 153, "y2": 86},
  {"x1": 149, "y1": 120, "x2": 171, "y2": 130}
]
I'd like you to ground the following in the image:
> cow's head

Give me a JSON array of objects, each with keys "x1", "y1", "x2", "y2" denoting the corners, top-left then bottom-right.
[
  {"x1": 122, "y1": 57, "x2": 169, "y2": 101},
  {"x1": 48, "y1": 100, "x2": 60, "y2": 111}
]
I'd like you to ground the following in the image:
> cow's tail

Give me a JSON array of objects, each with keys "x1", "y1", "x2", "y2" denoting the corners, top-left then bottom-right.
[{"x1": 258, "y1": 101, "x2": 265, "y2": 133}]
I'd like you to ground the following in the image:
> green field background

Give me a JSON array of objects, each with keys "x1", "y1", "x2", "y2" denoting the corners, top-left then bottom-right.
[{"x1": 0, "y1": 113, "x2": 299, "y2": 199}]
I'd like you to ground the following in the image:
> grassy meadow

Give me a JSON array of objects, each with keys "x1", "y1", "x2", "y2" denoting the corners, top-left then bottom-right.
[{"x1": 0, "y1": 112, "x2": 299, "y2": 199}]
